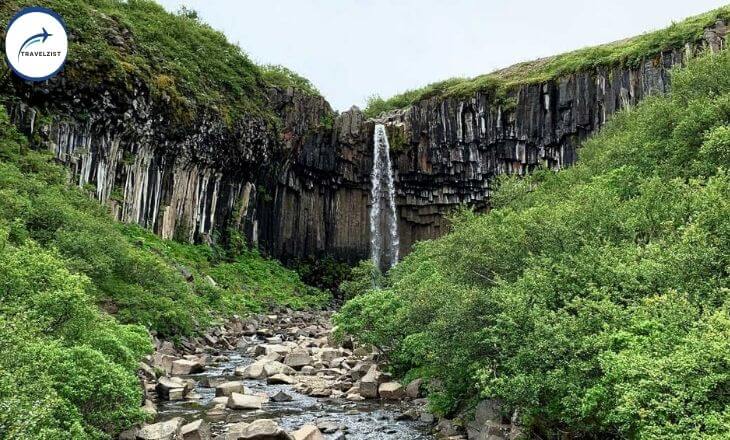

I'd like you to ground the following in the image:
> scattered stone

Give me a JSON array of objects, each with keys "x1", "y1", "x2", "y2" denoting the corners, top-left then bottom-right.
[
  {"x1": 315, "y1": 420, "x2": 339, "y2": 434},
  {"x1": 181, "y1": 419, "x2": 210, "y2": 440},
  {"x1": 171, "y1": 359, "x2": 204, "y2": 375},
  {"x1": 142, "y1": 399, "x2": 157, "y2": 418},
  {"x1": 284, "y1": 349, "x2": 312, "y2": 369},
  {"x1": 235, "y1": 361, "x2": 266, "y2": 379},
  {"x1": 156, "y1": 376, "x2": 190, "y2": 400},
  {"x1": 226, "y1": 419, "x2": 293, "y2": 440},
  {"x1": 271, "y1": 390, "x2": 293, "y2": 402},
  {"x1": 267, "y1": 373, "x2": 297, "y2": 385},
  {"x1": 215, "y1": 381, "x2": 245, "y2": 396},
  {"x1": 309, "y1": 387, "x2": 331, "y2": 397},
  {"x1": 291, "y1": 424, "x2": 324, "y2": 440},
  {"x1": 359, "y1": 365, "x2": 380, "y2": 398},
  {"x1": 136, "y1": 417, "x2": 183, "y2": 440},
  {"x1": 379, "y1": 382, "x2": 405, "y2": 400},
  {"x1": 227, "y1": 392, "x2": 265, "y2": 410},
  {"x1": 406, "y1": 378, "x2": 424, "y2": 398}
]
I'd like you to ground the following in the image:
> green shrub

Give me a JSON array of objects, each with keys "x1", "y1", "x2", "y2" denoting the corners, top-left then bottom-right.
[
  {"x1": 338, "y1": 260, "x2": 383, "y2": 300},
  {"x1": 0, "y1": 232, "x2": 150, "y2": 439},
  {"x1": 0, "y1": 101, "x2": 327, "y2": 437},
  {"x1": 336, "y1": 49, "x2": 730, "y2": 438}
]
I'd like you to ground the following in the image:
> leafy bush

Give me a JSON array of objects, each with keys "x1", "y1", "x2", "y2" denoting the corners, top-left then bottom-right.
[
  {"x1": 0, "y1": 104, "x2": 327, "y2": 437},
  {"x1": 336, "y1": 50, "x2": 730, "y2": 438},
  {"x1": 0, "y1": 233, "x2": 150, "y2": 439},
  {"x1": 338, "y1": 260, "x2": 384, "y2": 300}
]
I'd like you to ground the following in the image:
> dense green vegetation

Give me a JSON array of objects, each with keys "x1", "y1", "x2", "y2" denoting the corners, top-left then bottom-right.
[
  {"x1": 0, "y1": 0, "x2": 320, "y2": 124},
  {"x1": 364, "y1": 6, "x2": 730, "y2": 117},
  {"x1": 0, "y1": 107, "x2": 326, "y2": 438},
  {"x1": 337, "y1": 49, "x2": 730, "y2": 438}
]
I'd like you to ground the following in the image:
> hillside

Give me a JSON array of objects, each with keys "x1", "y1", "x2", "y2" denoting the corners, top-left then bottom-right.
[
  {"x1": 337, "y1": 48, "x2": 730, "y2": 438},
  {"x1": 0, "y1": 0, "x2": 320, "y2": 126},
  {"x1": 0, "y1": 106, "x2": 326, "y2": 438}
]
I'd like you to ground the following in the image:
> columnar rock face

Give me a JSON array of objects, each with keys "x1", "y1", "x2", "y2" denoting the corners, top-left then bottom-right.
[{"x1": 7, "y1": 21, "x2": 727, "y2": 262}]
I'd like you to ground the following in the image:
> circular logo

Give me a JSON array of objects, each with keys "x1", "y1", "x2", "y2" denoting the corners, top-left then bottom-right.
[{"x1": 4, "y1": 7, "x2": 68, "y2": 81}]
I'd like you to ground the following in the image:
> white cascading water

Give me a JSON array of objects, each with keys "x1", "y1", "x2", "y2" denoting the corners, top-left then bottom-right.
[{"x1": 370, "y1": 124, "x2": 400, "y2": 270}]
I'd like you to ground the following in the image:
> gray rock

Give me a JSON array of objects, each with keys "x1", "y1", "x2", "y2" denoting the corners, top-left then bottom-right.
[
  {"x1": 359, "y1": 365, "x2": 380, "y2": 398},
  {"x1": 171, "y1": 359, "x2": 204, "y2": 375},
  {"x1": 405, "y1": 378, "x2": 424, "y2": 398},
  {"x1": 215, "y1": 381, "x2": 246, "y2": 396},
  {"x1": 271, "y1": 390, "x2": 293, "y2": 402},
  {"x1": 378, "y1": 382, "x2": 405, "y2": 400},
  {"x1": 181, "y1": 419, "x2": 210, "y2": 440},
  {"x1": 227, "y1": 392, "x2": 265, "y2": 410},
  {"x1": 291, "y1": 424, "x2": 324, "y2": 440},
  {"x1": 284, "y1": 349, "x2": 312, "y2": 369},
  {"x1": 155, "y1": 376, "x2": 190, "y2": 400},
  {"x1": 226, "y1": 419, "x2": 293, "y2": 440},
  {"x1": 136, "y1": 417, "x2": 183, "y2": 440},
  {"x1": 267, "y1": 373, "x2": 297, "y2": 385}
]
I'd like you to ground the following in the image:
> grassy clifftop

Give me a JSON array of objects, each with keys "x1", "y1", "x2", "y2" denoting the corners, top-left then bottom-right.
[
  {"x1": 365, "y1": 6, "x2": 730, "y2": 117},
  {"x1": 0, "y1": 0, "x2": 320, "y2": 125}
]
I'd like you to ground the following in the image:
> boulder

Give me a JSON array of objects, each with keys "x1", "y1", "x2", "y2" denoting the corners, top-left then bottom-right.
[
  {"x1": 171, "y1": 359, "x2": 204, "y2": 375},
  {"x1": 406, "y1": 378, "x2": 424, "y2": 398},
  {"x1": 271, "y1": 390, "x2": 293, "y2": 402},
  {"x1": 291, "y1": 425, "x2": 324, "y2": 440},
  {"x1": 215, "y1": 381, "x2": 246, "y2": 396},
  {"x1": 153, "y1": 353, "x2": 176, "y2": 374},
  {"x1": 318, "y1": 348, "x2": 340, "y2": 363},
  {"x1": 139, "y1": 361, "x2": 157, "y2": 381},
  {"x1": 235, "y1": 361, "x2": 266, "y2": 380},
  {"x1": 181, "y1": 419, "x2": 210, "y2": 440},
  {"x1": 267, "y1": 373, "x2": 297, "y2": 385},
  {"x1": 136, "y1": 417, "x2": 183, "y2": 440},
  {"x1": 155, "y1": 376, "x2": 190, "y2": 400},
  {"x1": 359, "y1": 365, "x2": 380, "y2": 398},
  {"x1": 227, "y1": 392, "x2": 265, "y2": 410},
  {"x1": 262, "y1": 361, "x2": 296, "y2": 377},
  {"x1": 284, "y1": 350, "x2": 312, "y2": 369},
  {"x1": 254, "y1": 344, "x2": 291, "y2": 357},
  {"x1": 378, "y1": 382, "x2": 405, "y2": 400},
  {"x1": 168, "y1": 388, "x2": 185, "y2": 401},
  {"x1": 435, "y1": 419, "x2": 462, "y2": 438},
  {"x1": 314, "y1": 420, "x2": 339, "y2": 434},
  {"x1": 142, "y1": 399, "x2": 157, "y2": 418},
  {"x1": 226, "y1": 419, "x2": 293, "y2": 440},
  {"x1": 466, "y1": 399, "x2": 512, "y2": 440}
]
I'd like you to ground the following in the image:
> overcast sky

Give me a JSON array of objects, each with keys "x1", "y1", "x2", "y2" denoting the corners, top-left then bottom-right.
[{"x1": 156, "y1": 0, "x2": 728, "y2": 111}]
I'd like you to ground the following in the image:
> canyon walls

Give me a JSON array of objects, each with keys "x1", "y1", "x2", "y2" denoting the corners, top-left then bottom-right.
[{"x1": 5, "y1": 20, "x2": 727, "y2": 263}]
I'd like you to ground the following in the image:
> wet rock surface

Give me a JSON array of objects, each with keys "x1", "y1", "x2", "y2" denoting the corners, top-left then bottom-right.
[{"x1": 129, "y1": 311, "x2": 435, "y2": 439}]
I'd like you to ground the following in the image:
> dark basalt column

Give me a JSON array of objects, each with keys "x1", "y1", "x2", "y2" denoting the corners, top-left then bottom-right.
[{"x1": 6, "y1": 21, "x2": 727, "y2": 263}]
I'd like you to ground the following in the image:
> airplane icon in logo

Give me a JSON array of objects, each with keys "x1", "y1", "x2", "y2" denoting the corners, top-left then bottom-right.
[{"x1": 18, "y1": 27, "x2": 53, "y2": 60}]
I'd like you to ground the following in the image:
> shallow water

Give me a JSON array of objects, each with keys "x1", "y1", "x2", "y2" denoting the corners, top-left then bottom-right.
[{"x1": 156, "y1": 351, "x2": 434, "y2": 439}]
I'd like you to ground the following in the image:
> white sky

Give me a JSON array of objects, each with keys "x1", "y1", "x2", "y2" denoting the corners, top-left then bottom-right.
[{"x1": 156, "y1": 0, "x2": 729, "y2": 111}]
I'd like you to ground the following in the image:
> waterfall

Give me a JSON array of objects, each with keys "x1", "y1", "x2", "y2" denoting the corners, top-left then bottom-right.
[{"x1": 370, "y1": 124, "x2": 400, "y2": 270}]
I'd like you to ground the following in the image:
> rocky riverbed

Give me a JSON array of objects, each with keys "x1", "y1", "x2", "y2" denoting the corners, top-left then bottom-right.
[{"x1": 120, "y1": 310, "x2": 443, "y2": 440}]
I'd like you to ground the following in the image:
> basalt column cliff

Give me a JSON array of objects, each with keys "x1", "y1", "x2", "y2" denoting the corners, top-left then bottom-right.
[{"x1": 5, "y1": 21, "x2": 728, "y2": 263}]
